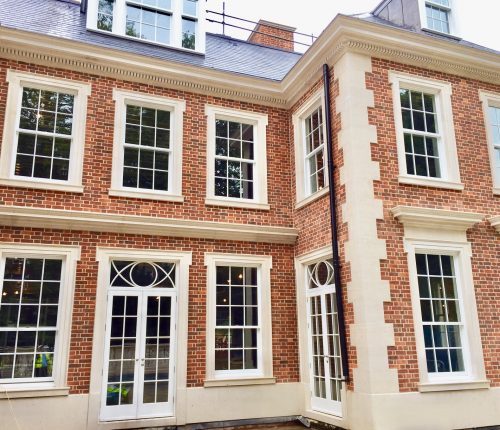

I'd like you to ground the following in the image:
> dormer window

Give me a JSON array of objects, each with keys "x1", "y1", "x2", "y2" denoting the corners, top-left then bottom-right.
[
  {"x1": 88, "y1": 0, "x2": 205, "y2": 52},
  {"x1": 424, "y1": 0, "x2": 451, "y2": 34}
]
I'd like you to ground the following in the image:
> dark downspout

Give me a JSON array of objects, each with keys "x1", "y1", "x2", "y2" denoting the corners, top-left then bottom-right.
[
  {"x1": 323, "y1": 63, "x2": 350, "y2": 383},
  {"x1": 80, "y1": 0, "x2": 88, "y2": 14}
]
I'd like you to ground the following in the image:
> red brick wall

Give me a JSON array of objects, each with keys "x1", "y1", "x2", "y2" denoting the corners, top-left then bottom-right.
[
  {"x1": 0, "y1": 59, "x2": 294, "y2": 228},
  {"x1": 367, "y1": 57, "x2": 500, "y2": 391},
  {"x1": 248, "y1": 22, "x2": 295, "y2": 52},
  {"x1": 0, "y1": 59, "x2": 300, "y2": 393},
  {"x1": 0, "y1": 227, "x2": 299, "y2": 393},
  {"x1": 290, "y1": 72, "x2": 356, "y2": 385}
]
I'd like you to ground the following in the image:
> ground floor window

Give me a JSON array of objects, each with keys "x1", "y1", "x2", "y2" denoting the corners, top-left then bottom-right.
[
  {"x1": 204, "y1": 253, "x2": 273, "y2": 383},
  {"x1": 0, "y1": 244, "x2": 79, "y2": 391}
]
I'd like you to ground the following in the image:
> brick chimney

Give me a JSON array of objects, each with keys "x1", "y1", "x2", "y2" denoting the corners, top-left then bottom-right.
[{"x1": 247, "y1": 20, "x2": 296, "y2": 52}]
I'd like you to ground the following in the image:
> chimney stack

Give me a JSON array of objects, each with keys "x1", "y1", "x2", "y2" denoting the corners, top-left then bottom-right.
[{"x1": 247, "y1": 20, "x2": 296, "y2": 52}]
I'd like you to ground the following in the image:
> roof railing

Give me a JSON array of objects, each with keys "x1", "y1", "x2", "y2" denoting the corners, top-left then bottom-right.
[{"x1": 206, "y1": 7, "x2": 317, "y2": 48}]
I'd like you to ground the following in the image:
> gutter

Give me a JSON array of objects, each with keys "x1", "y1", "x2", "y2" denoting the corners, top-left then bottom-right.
[{"x1": 323, "y1": 63, "x2": 350, "y2": 383}]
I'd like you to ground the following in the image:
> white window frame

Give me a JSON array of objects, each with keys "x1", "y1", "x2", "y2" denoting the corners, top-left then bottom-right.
[
  {"x1": 479, "y1": 90, "x2": 500, "y2": 195},
  {"x1": 110, "y1": 89, "x2": 185, "y2": 202},
  {"x1": 389, "y1": 72, "x2": 463, "y2": 190},
  {"x1": 86, "y1": 0, "x2": 206, "y2": 54},
  {"x1": 205, "y1": 105, "x2": 269, "y2": 211},
  {"x1": 0, "y1": 70, "x2": 90, "y2": 193},
  {"x1": 293, "y1": 90, "x2": 329, "y2": 209},
  {"x1": 418, "y1": 0, "x2": 459, "y2": 37},
  {"x1": 204, "y1": 253, "x2": 274, "y2": 386},
  {"x1": 0, "y1": 243, "x2": 80, "y2": 397}
]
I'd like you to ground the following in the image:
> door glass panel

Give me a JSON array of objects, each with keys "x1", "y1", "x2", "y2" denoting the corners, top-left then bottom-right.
[
  {"x1": 143, "y1": 295, "x2": 171, "y2": 404},
  {"x1": 106, "y1": 295, "x2": 138, "y2": 406}
]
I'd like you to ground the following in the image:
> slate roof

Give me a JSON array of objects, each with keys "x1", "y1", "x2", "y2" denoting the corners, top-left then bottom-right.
[{"x1": 0, "y1": 0, "x2": 302, "y2": 81}]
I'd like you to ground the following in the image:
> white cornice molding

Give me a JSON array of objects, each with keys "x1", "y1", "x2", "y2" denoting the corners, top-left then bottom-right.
[
  {"x1": 489, "y1": 216, "x2": 500, "y2": 233},
  {"x1": 0, "y1": 206, "x2": 298, "y2": 244},
  {"x1": 0, "y1": 28, "x2": 287, "y2": 108},
  {"x1": 391, "y1": 206, "x2": 484, "y2": 231},
  {"x1": 282, "y1": 16, "x2": 500, "y2": 106},
  {"x1": 1, "y1": 15, "x2": 499, "y2": 109}
]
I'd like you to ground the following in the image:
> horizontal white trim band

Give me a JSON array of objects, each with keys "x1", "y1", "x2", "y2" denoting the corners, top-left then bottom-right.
[{"x1": 0, "y1": 206, "x2": 298, "y2": 244}]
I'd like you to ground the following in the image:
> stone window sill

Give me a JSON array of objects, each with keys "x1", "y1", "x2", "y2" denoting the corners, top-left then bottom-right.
[
  {"x1": 493, "y1": 187, "x2": 500, "y2": 196},
  {"x1": 418, "y1": 380, "x2": 490, "y2": 392},
  {"x1": 0, "y1": 178, "x2": 83, "y2": 193},
  {"x1": 205, "y1": 197, "x2": 270, "y2": 211},
  {"x1": 398, "y1": 175, "x2": 464, "y2": 191},
  {"x1": 204, "y1": 377, "x2": 276, "y2": 387},
  {"x1": 109, "y1": 188, "x2": 185, "y2": 202},
  {"x1": 0, "y1": 386, "x2": 70, "y2": 399},
  {"x1": 295, "y1": 187, "x2": 329, "y2": 210}
]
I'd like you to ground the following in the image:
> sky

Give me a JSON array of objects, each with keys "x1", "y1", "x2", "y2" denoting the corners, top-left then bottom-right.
[
  {"x1": 204, "y1": 0, "x2": 381, "y2": 50},
  {"x1": 203, "y1": 0, "x2": 500, "y2": 53}
]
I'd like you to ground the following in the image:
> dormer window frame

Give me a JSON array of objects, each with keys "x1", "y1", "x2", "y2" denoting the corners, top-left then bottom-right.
[
  {"x1": 86, "y1": 0, "x2": 206, "y2": 54},
  {"x1": 418, "y1": 0, "x2": 460, "y2": 38}
]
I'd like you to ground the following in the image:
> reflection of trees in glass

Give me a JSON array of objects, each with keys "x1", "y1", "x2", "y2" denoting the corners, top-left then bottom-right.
[
  {"x1": 182, "y1": 33, "x2": 195, "y2": 49},
  {"x1": 126, "y1": 21, "x2": 140, "y2": 37},
  {"x1": 97, "y1": 0, "x2": 114, "y2": 31}
]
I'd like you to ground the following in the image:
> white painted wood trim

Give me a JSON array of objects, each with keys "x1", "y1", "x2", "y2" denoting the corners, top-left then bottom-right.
[{"x1": 0, "y1": 206, "x2": 298, "y2": 244}]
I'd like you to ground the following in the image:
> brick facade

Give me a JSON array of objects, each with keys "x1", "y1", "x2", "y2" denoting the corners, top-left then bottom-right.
[
  {"x1": 1, "y1": 7, "x2": 500, "y2": 429},
  {"x1": 368, "y1": 58, "x2": 500, "y2": 391}
]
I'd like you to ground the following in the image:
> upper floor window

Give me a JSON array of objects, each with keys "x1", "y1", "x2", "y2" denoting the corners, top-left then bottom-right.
[
  {"x1": 399, "y1": 88, "x2": 440, "y2": 178},
  {"x1": 389, "y1": 72, "x2": 463, "y2": 191},
  {"x1": 0, "y1": 71, "x2": 90, "y2": 193},
  {"x1": 110, "y1": 89, "x2": 185, "y2": 202},
  {"x1": 479, "y1": 91, "x2": 500, "y2": 195},
  {"x1": 425, "y1": 0, "x2": 451, "y2": 34},
  {"x1": 304, "y1": 106, "x2": 326, "y2": 195},
  {"x1": 205, "y1": 106, "x2": 269, "y2": 210},
  {"x1": 293, "y1": 91, "x2": 329, "y2": 208},
  {"x1": 88, "y1": 0, "x2": 205, "y2": 52}
]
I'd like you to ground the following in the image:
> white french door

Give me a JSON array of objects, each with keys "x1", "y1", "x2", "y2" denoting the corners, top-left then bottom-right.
[
  {"x1": 306, "y1": 259, "x2": 343, "y2": 416},
  {"x1": 100, "y1": 261, "x2": 177, "y2": 421}
]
